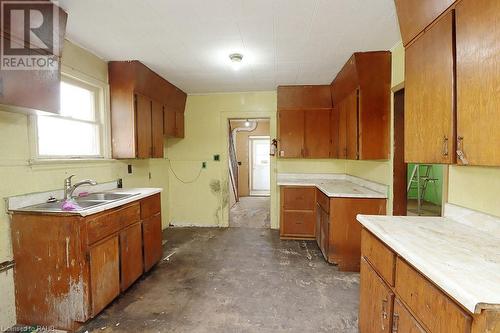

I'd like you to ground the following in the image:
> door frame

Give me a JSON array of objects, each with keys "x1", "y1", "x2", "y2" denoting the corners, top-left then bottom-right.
[
  {"x1": 222, "y1": 113, "x2": 275, "y2": 228},
  {"x1": 248, "y1": 135, "x2": 271, "y2": 196}
]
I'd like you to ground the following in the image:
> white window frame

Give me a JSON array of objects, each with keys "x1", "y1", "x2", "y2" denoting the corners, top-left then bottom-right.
[{"x1": 29, "y1": 65, "x2": 112, "y2": 163}]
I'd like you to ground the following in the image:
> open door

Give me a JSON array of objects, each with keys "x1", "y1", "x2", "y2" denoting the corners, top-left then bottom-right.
[
  {"x1": 393, "y1": 89, "x2": 407, "y2": 215},
  {"x1": 249, "y1": 136, "x2": 270, "y2": 196}
]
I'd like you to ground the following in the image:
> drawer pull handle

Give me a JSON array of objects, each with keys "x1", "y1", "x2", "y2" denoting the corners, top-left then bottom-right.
[
  {"x1": 442, "y1": 135, "x2": 449, "y2": 156},
  {"x1": 381, "y1": 299, "x2": 388, "y2": 330},
  {"x1": 392, "y1": 313, "x2": 399, "y2": 333}
]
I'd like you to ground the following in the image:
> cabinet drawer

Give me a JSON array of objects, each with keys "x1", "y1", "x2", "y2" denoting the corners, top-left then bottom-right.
[
  {"x1": 282, "y1": 187, "x2": 316, "y2": 211},
  {"x1": 281, "y1": 211, "x2": 315, "y2": 237},
  {"x1": 395, "y1": 258, "x2": 472, "y2": 333},
  {"x1": 141, "y1": 193, "x2": 161, "y2": 219},
  {"x1": 316, "y1": 189, "x2": 330, "y2": 213},
  {"x1": 361, "y1": 229, "x2": 396, "y2": 286},
  {"x1": 87, "y1": 204, "x2": 140, "y2": 244}
]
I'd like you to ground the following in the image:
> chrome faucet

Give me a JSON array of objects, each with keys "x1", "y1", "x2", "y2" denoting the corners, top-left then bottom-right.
[{"x1": 64, "y1": 175, "x2": 98, "y2": 200}]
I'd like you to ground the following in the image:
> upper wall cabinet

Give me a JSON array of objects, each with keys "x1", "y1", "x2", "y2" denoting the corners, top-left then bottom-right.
[
  {"x1": 0, "y1": 3, "x2": 67, "y2": 114},
  {"x1": 109, "y1": 61, "x2": 186, "y2": 159},
  {"x1": 456, "y1": 0, "x2": 500, "y2": 166},
  {"x1": 405, "y1": 11, "x2": 455, "y2": 164},
  {"x1": 394, "y1": 0, "x2": 456, "y2": 46},
  {"x1": 277, "y1": 85, "x2": 332, "y2": 159},
  {"x1": 331, "y1": 52, "x2": 391, "y2": 160}
]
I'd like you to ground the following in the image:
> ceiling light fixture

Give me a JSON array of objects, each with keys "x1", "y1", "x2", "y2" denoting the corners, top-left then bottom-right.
[
  {"x1": 229, "y1": 53, "x2": 243, "y2": 71},
  {"x1": 244, "y1": 119, "x2": 251, "y2": 127}
]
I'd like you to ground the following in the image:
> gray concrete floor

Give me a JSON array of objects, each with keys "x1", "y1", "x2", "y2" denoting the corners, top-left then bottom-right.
[
  {"x1": 79, "y1": 227, "x2": 360, "y2": 333},
  {"x1": 229, "y1": 196, "x2": 270, "y2": 228}
]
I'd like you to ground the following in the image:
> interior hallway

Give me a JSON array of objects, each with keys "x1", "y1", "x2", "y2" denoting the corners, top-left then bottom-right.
[
  {"x1": 229, "y1": 197, "x2": 271, "y2": 229},
  {"x1": 78, "y1": 228, "x2": 359, "y2": 333}
]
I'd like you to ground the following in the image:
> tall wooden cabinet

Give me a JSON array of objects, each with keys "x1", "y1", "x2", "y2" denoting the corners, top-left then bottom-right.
[
  {"x1": 455, "y1": 0, "x2": 500, "y2": 166},
  {"x1": 404, "y1": 11, "x2": 455, "y2": 164},
  {"x1": 277, "y1": 85, "x2": 332, "y2": 159},
  {"x1": 331, "y1": 52, "x2": 391, "y2": 160},
  {"x1": 395, "y1": 0, "x2": 500, "y2": 166},
  {"x1": 109, "y1": 61, "x2": 186, "y2": 159}
]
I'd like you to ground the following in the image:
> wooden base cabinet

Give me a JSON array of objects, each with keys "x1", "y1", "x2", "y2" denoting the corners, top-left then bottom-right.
[
  {"x1": 316, "y1": 195, "x2": 386, "y2": 272},
  {"x1": 360, "y1": 229, "x2": 499, "y2": 333},
  {"x1": 10, "y1": 193, "x2": 164, "y2": 331},
  {"x1": 280, "y1": 187, "x2": 316, "y2": 239}
]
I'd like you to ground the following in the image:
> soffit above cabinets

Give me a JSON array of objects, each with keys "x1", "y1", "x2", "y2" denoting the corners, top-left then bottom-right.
[{"x1": 58, "y1": 0, "x2": 401, "y2": 94}]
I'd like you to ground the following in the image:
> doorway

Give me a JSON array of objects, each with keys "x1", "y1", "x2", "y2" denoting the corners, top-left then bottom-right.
[
  {"x1": 392, "y1": 89, "x2": 444, "y2": 217},
  {"x1": 249, "y1": 136, "x2": 271, "y2": 196},
  {"x1": 228, "y1": 118, "x2": 271, "y2": 228}
]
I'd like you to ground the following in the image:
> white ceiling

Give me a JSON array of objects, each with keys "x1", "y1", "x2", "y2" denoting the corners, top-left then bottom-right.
[{"x1": 58, "y1": 0, "x2": 401, "y2": 94}]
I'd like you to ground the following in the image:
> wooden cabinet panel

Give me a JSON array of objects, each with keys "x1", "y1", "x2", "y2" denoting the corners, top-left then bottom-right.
[
  {"x1": 120, "y1": 223, "x2": 144, "y2": 291},
  {"x1": 338, "y1": 98, "x2": 348, "y2": 159},
  {"x1": 330, "y1": 106, "x2": 340, "y2": 158},
  {"x1": 329, "y1": 198, "x2": 386, "y2": 271},
  {"x1": 395, "y1": 258, "x2": 472, "y2": 333},
  {"x1": 316, "y1": 189, "x2": 330, "y2": 213},
  {"x1": 359, "y1": 258, "x2": 394, "y2": 333},
  {"x1": 361, "y1": 229, "x2": 396, "y2": 286},
  {"x1": 141, "y1": 193, "x2": 161, "y2": 220},
  {"x1": 345, "y1": 90, "x2": 359, "y2": 160},
  {"x1": 90, "y1": 236, "x2": 120, "y2": 316},
  {"x1": 393, "y1": 298, "x2": 427, "y2": 333},
  {"x1": 456, "y1": 0, "x2": 500, "y2": 166},
  {"x1": 151, "y1": 100, "x2": 164, "y2": 158},
  {"x1": 404, "y1": 12, "x2": 455, "y2": 164},
  {"x1": 319, "y1": 208, "x2": 329, "y2": 259},
  {"x1": 135, "y1": 94, "x2": 152, "y2": 159},
  {"x1": 164, "y1": 106, "x2": 176, "y2": 137},
  {"x1": 302, "y1": 85, "x2": 332, "y2": 109},
  {"x1": 395, "y1": 0, "x2": 455, "y2": 46},
  {"x1": 143, "y1": 214, "x2": 163, "y2": 272},
  {"x1": 304, "y1": 109, "x2": 331, "y2": 158},
  {"x1": 281, "y1": 211, "x2": 315, "y2": 238},
  {"x1": 278, "y1": 109, "x2": 304, "y2": 158},
  {"x1": 87, "y1": 203, "x2": 141, "y2": 245},
  {"x1": 175, "y1": 110, "x2": 185, "y2": 138},
  {"x1": 282, "y1": 187, "x2": 316, "y2": 211}
]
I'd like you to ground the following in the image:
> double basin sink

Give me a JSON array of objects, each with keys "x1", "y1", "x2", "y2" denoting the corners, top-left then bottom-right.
[{"x1": 16, "y1": 192, "x2": 139, "y2": 213}]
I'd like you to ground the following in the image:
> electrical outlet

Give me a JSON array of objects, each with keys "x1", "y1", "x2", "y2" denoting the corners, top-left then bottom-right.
[
  {"x1": 213, "y1": 154, "x2": 220, "y2": 161},
  {"x1": 127, "y1": 165, "x2": 133, "y2": 174},
  {"x1": 202, "y1": 162, "x2": 207, "y2": 169}
]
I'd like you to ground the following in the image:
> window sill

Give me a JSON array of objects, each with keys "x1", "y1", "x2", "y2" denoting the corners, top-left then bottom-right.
[{"x1": 28, "y1": 158, "x2": 117, "y2": 166}]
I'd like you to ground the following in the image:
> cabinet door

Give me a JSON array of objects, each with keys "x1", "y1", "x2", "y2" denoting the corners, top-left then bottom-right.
[
  {"x1": 345, "y1": 90, "x2": 359, "y2": 160},
  {"x1": 151, "y1": 100, "x2": 164, "y2": 158},
  {"x1": 359, "y1": 258, "x2": 394, "y2": 333},
  {"x1": 175, "y1": 110, "x2": 185, "y2": 138},
  {"x1": 330, "y1": 107, "x2": 340, "y2": 158},
  {"x1": 281, "y1": 211, "x2": 315, "y2": 238},
  {"x1": 405, "y1": 12, "x2": 455, "y2": 164},
  {"x1": 89, "y1": 236, "x2": 120, "y2": 316},
  {"x1": 456, "y1": 0, "x2": 500, "y2": 166},
  {"x1": 143, "y1": 214, "x2": 163, "y2": 272},
  {"x1": 304, "y1": 109, "x2": 331, "y2": 158},
  {"x1": 164, "y1": 106, "x2": 176, "y2": 137},
  {"x1": 278, "y1": 109, "x2": 304, "y2": 158},
  {"x1": 135, "y1": 94, "x2": 152, "y2": 158},
  {"x1": 320, "y1": 209, "x2": 329, "y2": 259},
  {"x1": 120, "y1": 223, "x2": 144, "y2": 291},
  {"x1": 393, "y1": 298, "x2": 427, "y2": 333},
  {"x1": 315, "y1": 204, "x2": 322, "y2": 248}
]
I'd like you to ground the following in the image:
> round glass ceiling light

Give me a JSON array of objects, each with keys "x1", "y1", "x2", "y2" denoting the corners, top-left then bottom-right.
[{"x1": 229, "y1": 53, "x2": 243, "y2": 71}]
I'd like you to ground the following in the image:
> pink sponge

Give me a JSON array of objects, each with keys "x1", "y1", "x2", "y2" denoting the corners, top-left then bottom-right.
[{"x1": 62, "y1": 200, "x2": 81, "y2": 211}]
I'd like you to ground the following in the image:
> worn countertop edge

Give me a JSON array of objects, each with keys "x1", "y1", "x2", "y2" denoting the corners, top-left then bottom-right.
[{"x1": 356, "y1": 214, "x2": 497, "y2": 314}]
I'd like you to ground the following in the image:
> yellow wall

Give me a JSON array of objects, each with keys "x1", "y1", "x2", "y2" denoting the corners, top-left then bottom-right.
[{"x1": 0, "y1": 40, "x2": 170, "y2": 329}]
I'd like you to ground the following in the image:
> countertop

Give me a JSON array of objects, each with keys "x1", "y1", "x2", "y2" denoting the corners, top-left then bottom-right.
[
  {"x1": 357, "y1": 207, "x2": 500, "y2": 314},
  {"x1": 8, "y1": 187, "x2": 162, "y2": 217},
  {"x1": 277, "y1": 173, "x2": 387, "y2": 199}
]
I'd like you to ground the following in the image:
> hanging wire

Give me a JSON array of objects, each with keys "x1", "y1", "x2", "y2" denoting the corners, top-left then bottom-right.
[{"x1": 167, "y1": 159, "x2": 203, "y2": 184}]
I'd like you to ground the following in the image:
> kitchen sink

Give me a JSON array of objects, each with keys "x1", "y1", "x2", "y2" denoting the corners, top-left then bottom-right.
[
  {"x1": 14, "y1": 192, "x2": 139, "y2": 213},
  {"x1": 77, "y1": 192, "x2": 136, "y2": 201}
]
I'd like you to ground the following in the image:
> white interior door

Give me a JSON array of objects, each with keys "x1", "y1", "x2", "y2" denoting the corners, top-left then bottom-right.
[{"x1": 250, "y1": 137, "x2": 270, "y2": 196}]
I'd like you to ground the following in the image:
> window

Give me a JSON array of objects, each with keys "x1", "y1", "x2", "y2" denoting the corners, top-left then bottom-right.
[{"x1": 33, "y1": 73, "x2": 109, "y2": 159}]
